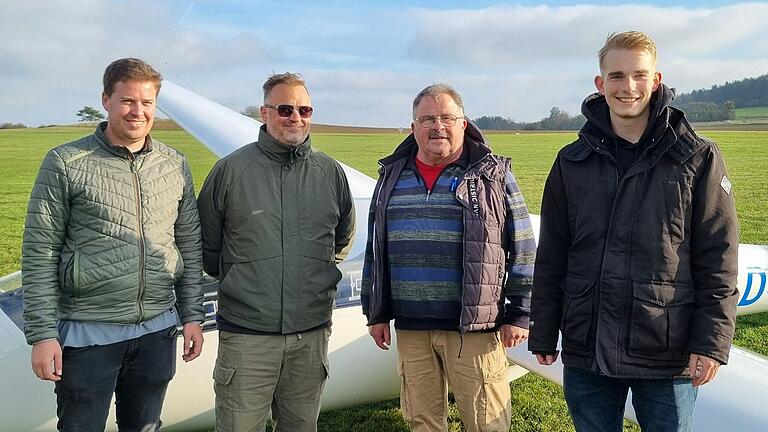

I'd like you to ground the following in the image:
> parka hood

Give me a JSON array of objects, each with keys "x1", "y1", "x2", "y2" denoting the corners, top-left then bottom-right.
[{"x1": 579, "y1": 83, "x2": 676, "y2": 144}]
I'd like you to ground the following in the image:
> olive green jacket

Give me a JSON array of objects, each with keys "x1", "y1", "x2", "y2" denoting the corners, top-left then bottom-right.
[
  {"x1": 198, "y1": 126, "x2": 355, "y2": 333},
  {"x1": 22, "y1": 123, "x2": 205, "y2": 345}
]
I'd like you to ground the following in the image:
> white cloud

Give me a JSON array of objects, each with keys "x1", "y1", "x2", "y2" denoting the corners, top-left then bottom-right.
[
  {"x1": 0, "y1": 0, "x2": 271, "y2": 125},
  {"x1": 407, "y1": 3, "x2": 768, "y2": 67},
  {"x1": 1, "y1": 1, "x2": 766, "y2": 127}
]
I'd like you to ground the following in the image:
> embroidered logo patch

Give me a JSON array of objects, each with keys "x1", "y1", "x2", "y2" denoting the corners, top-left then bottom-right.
[{"x1": 720, "y1": 175, "x2": 732, "y2": 194}]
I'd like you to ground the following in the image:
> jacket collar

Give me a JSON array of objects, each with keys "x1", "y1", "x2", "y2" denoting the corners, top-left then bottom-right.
[
  {"x1": 94, "y1": 121, "x2": 154, "y2": 159},
  {"x1": 378, "y1": 119, "x2": 492, "y2": 168},
  {"x1": 256, "y1": 124, "x2": 312, "y2": 165},
  {"x1": 566, "y1": 84, "x2": 702, "y2": 164}
]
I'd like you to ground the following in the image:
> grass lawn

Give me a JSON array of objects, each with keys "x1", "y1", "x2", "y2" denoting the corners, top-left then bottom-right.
[
  {"x1": 1, "y1": 126, "x2": 766, "y2": 431},
  {"x1": 734, "y1": 106, "x2": 768, "y2": 122}
]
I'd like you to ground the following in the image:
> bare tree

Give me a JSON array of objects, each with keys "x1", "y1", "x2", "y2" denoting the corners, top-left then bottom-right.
[{"x1": 241, "y1": 105, "x2": 261, "y2": 120}]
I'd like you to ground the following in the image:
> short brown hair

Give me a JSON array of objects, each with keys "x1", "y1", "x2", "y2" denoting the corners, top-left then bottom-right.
[
  {"x1": 263, "y1": 73, "x2": 307, "y2": 102},
  {"x1": 412, "y1": 83, "x2": 465, "y2": 119},
  {"x1": 103, "y1": 58, "x2": 162, "y2": 96},
  {"x1": 598, "y1": 31, "x2": 657, "y2": 72}
]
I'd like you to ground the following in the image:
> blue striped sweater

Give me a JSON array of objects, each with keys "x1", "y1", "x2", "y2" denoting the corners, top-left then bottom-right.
[{"x1": 387, "y1": 161, "x2": 466, "y2": 329}]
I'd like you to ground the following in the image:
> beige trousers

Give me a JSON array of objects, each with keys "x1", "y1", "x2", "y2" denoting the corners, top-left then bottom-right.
[{"x1": 396, "y1": 329, "x2": 512, "y2": 432}]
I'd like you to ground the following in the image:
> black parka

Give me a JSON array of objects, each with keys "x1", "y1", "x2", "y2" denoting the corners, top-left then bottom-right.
[{"x1": 528, "y1": 85, "x2": 739, "y2": 378}]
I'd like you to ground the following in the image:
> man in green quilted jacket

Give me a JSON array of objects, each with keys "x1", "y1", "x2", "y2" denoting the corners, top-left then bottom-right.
[{"x1": 21, "y1": 58, "x2": 205, "y2": 432}]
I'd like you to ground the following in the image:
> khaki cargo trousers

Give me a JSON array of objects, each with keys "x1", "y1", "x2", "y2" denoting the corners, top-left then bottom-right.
[
  {"x1": 396, "y1": 329, "x2": 512, "y2": 432},
  {"x1": 213, "y1": 327, "x2": 330, "y2": 432}
]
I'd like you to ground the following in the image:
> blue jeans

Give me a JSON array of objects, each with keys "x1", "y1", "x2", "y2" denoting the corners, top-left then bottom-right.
[
  {"x1": 563, "y1": 367, "x2": 698, "y2": 432},
  {"x1": 54, "y1": 326, "x2": 177, "y2": 432}
]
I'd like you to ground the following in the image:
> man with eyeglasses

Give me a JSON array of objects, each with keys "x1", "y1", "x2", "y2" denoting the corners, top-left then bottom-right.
[
  {"x1": 197, "y1": 72, "x2": 355, "y2": 432},
  {"x1": 361, "y1": 84, "x2": 536, "y2": 431}
]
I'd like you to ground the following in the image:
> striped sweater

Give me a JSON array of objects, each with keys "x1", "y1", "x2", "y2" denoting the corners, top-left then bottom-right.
[
  {"x1": 387, "y1": 161, "x2": 466, "y2": 329},
  {"x1": 362, "y1": 122, "x2": 536, "y2": 331}
]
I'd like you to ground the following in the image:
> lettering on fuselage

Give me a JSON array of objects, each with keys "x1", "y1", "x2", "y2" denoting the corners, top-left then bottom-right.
[
  {"x1": 739, "y1": 269, "x2": 767, "y2": 307},
  {"x1": 346, "y1": 269, "x2": 363, "y2": 302}
]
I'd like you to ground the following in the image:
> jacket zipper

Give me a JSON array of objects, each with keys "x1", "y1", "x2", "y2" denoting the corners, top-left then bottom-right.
[
  {"x1": 371, "y1": 163, "x2": 388, "y2": 301},
  {"x1": 130, "y1": 158, "x2": 146, "y2": 323}
]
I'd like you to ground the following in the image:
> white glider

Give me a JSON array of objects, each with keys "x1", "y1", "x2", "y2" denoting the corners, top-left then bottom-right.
[{"x1": 0, "y1": 80, "x2": 766, "y2": 431}]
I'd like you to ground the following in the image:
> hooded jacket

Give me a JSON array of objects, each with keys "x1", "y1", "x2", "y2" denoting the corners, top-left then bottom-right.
[
  {"x1": 361, "y1": 121, "x2": 536, "y2": 331},
  {"x1": 197, "y1": 126, "x2": 355, "y2": 334},
  {"x1": 528, "y1": 85, "x2": 739, "y2": 378}
]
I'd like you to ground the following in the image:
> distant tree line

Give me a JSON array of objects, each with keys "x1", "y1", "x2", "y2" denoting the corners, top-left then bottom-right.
[
  {"x1": 674, "y1": 101, "x2": 736, "y2": 122},
  {"x1": 474, "y1": 107, "x2": 586, "y2": 131},
  {"x1": 672, "y1": 73, "x2": 768, "y2": 122},
  {"x1": 0, "y1": 122, "x2": 27, "y2": 129},
  {"x1": 674, "y1": 74, "x2": 768, "y2": 108}
]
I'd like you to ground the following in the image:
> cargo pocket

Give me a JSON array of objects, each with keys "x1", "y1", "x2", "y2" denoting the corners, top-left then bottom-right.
[
  {"x1": 629, "y1": 281, "x2": 695, "y2": 360},
  {"x1": 212, "y1": 361, "x2": 238, "y2": 431},
  {"x1": 212, "y1": 362, "x2": 236, "y2": 387},
  {"x1": 560, "y1": 276, "x2": 596, "y2": 350}
]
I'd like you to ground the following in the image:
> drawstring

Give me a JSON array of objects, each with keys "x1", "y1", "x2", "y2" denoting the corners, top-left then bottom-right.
[{"x1": 457, "y1": 329, "x2": 465, "y2": 358}]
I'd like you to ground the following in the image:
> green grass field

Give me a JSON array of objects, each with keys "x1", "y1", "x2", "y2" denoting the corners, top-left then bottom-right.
[
  {"x1": 735, "y1": 106, "x2": 768, "y2": 122},
  {"x1": 1, "y1": 126, "x2": 766, "y2": 431}
]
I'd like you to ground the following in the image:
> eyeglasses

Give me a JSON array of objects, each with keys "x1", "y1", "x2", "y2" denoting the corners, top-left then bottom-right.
[
  {"x1": 264, "y1": 104, "x2": 314, "y2": 118},
  {"x1": 416, "y1": 114, "x2": 461, "y2": 128}
]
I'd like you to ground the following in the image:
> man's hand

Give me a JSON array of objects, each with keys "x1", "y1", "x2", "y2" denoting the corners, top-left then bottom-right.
[
  {"x1": 31, "y1": 339, "x2": 63, "y2": 381},
  {"x1": 689, "y1": 353, "x2": 720, "y2": 387},
  {"x1": 368, "y1": 322, "x2": 391, "y2": 350},
  {"x1": 181, "y1": 322, "x2": 204, "y2": 362},
  {"x1": 501, "y1": 324, "x2": 529, "y2": 348},
  {"x1": 535, "y1": 351, "x2": 560, "y2": 366}
]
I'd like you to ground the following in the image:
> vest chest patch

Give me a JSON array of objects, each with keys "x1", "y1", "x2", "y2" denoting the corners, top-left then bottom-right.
[{"x1": 468, "y1": 178, "x2": 480, "y2": 216}]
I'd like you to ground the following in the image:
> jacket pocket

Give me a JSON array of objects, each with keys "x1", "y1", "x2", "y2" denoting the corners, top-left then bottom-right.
[
  {"x1": 71, "y1": 250, "x2": 81, "y2": 293},
  {"x1": 560, "y1": 276, "x2": 596, "y2": 350},
  {"x1": 661, "y1": 177, "x2": 693, "y2": 245},
  {"x1": 628, "y1": 280, "x2": 695, "y2": 359},
  {"x1": 300, "y1": 239, "x2": 342, "y2": 302},
  {"x1": 172, "y1": 245, "x2": 184, "y2": 282},
  {"x1": 58, "y1": 251, "x2": 76, "y2": 293}
]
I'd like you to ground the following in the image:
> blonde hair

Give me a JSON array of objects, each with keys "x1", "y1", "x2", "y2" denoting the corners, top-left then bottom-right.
[{"x1": 598, "y1": 31, "x2": 657, "y2": 72}]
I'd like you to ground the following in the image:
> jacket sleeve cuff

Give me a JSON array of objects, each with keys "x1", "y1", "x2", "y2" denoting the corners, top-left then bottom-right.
[
  {"x1": 180, "y1": 313, "x2": 206, "y2": 325},
  {"x1": 26, "y1": 330, "x2": 59, "y2": 346},
  {"x1": 503, "y1": 314, "x2": 530, "y2": 329}
]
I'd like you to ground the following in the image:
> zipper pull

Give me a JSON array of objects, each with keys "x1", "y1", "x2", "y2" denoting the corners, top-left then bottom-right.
[{"x1": 426, "y1": 189, "x2": 431, "y2": 202}]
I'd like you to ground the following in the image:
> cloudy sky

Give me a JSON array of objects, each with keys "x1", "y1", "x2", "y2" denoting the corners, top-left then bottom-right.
[{"x1": 2, "y1": 0, "x2": 768, "y2": 127}]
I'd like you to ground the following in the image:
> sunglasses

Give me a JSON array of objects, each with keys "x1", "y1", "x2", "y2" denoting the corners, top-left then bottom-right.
[{"x1": 264, "y1": 104, "x2": 314, "y2": 118}]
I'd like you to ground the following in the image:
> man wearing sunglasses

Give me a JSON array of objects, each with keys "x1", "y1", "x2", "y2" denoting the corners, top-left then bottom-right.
[
  {"x1": 361, "y1": 84, "x2": 537, "y2": 431},
  {"x1": 198, "y1": 72, "x2": 355, "y2": 432}
]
